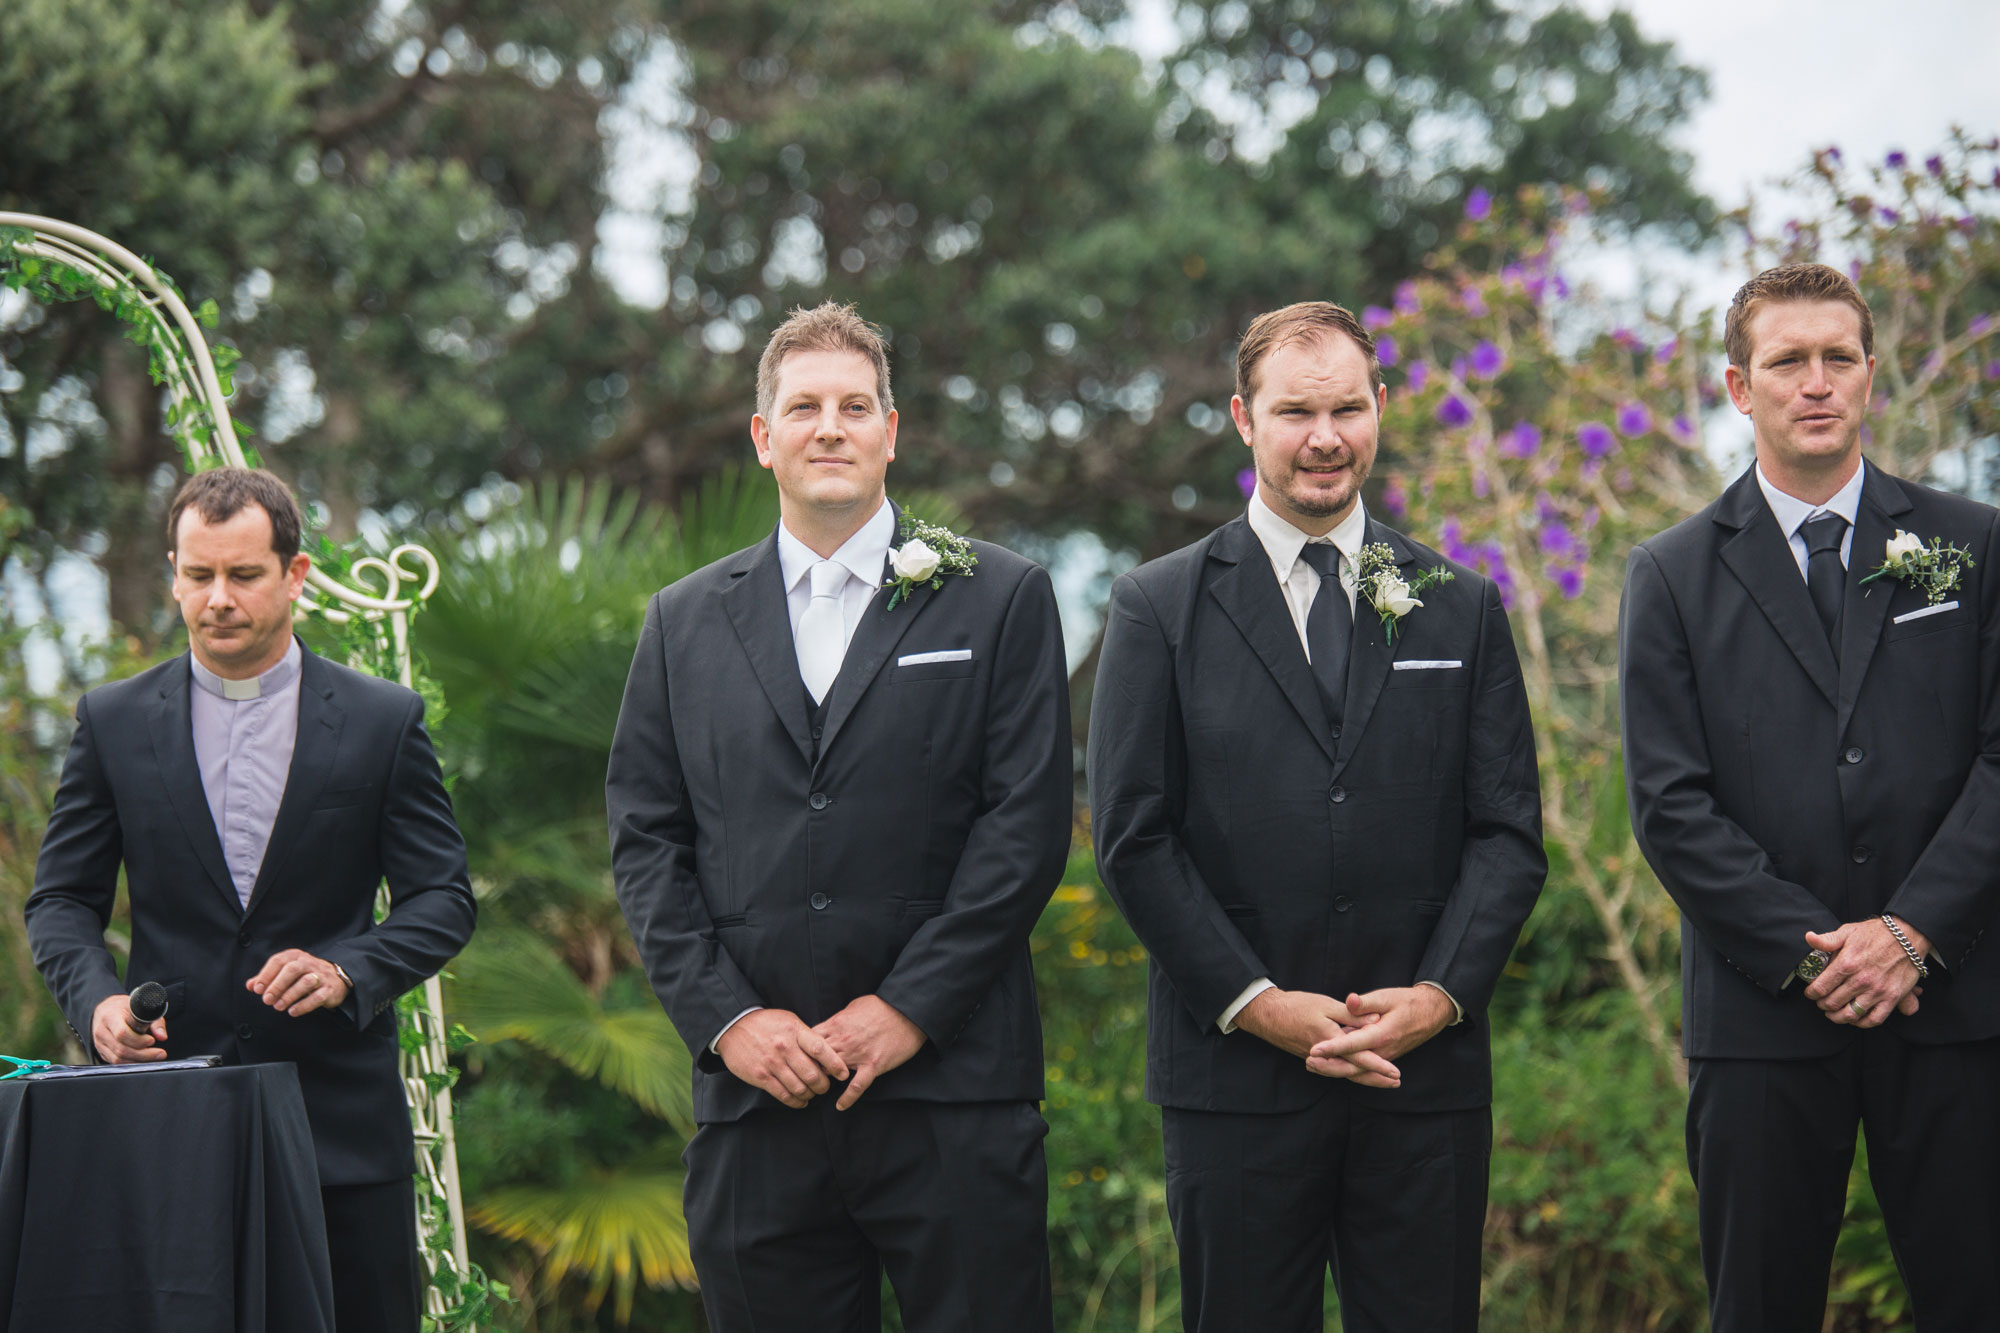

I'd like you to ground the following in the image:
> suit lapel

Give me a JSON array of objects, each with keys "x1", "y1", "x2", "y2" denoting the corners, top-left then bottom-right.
[
  {"x1": 721, "y1": 532, "x2": 816, "y2": 765},
  {"x1": 1714, "y1": 468, "x2": 1839, "y2": 708},
  {"x1": 1835, "y1": 464, "x2": 1915, "y2": 735},
  {"x1": 146, "y1": 658, "x2": 239, "y2": 916},
  {"x1": 1333, "y1": 519, "x2": 1413, "y2": 778},
  {"x1": 1206, "y1": 518, "x2": 1336, "y2": 763},
  {"x1": 244, "y1": 646, "x2": 342, "y2": 920}
]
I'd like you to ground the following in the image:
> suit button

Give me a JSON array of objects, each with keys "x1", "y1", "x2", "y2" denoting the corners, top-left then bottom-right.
[
  {"x1": 236, "y1": 1023, "x2": 254, "y2": 1041},
  {"x1": 1328, "y1": 785, "x2": 1348, "y2": 804},
  {"x1": 1329, "y1": 725, "x2": 1342, "y2": 742},
  {"x1": 237, "y1": 930, "x2": 251, "y2": 948},
  {"x1": 1333, "y1": 895, "x2": 1352, "y2": 912},
  {"x1": 810, "y1": 893, "x2": 831, "y2": 911},
  {"x1": 812, "y1": 726, "x2": 823, "y2": 739},
  {"x1": 1852, "y1": 845, "x2": 1872, "y2": 864},
  {"x1": 1843, "y1": 747, "x2": 1865, "y2": 764},
  {"x1": 809, "y1": 792, "x2": 830, "y2": 810}
]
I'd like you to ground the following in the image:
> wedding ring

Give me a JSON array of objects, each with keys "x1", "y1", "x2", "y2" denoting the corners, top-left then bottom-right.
[
  {"x1": 1850, "y1": 998, "x2": 1867, "y2": 1017},
  {"x1": 307, "y1": 973, "x2": 323, "y2": 989}
]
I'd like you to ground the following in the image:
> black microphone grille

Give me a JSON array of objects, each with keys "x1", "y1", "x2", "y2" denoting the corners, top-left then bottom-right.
[{"x1": 129, "y1": 981, "x2": 169, "y2": 1024}]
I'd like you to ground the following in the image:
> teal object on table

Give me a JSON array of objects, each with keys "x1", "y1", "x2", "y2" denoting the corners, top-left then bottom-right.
[{"x1": 0, "y1": 1054, "x2": 52, "y2": 1080}]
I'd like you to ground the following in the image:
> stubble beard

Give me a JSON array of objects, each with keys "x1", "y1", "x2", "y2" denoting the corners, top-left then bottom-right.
[{"x1": 1259, "y1": 449, "x2": 1369, "y2": 522}]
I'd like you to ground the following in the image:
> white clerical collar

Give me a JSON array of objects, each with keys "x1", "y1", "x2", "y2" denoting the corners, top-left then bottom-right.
[
  {"x1": 777, "y1": 499, "x2": 896, "y2": 595},
  {"x1": 1756, "y1": 458, "x2": 1865, "y2": 540},
  {"x1": 1246, "y1": 488, "x2": 1368, "y2": 579},
  {"x1": 190, "y1": 637, "x2": 301, "y2": 702}
]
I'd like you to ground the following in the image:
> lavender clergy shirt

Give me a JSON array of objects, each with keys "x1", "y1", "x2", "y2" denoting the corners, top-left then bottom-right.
[{"x1": 190, "y1": 638, "x2": 302, "y2": 909}]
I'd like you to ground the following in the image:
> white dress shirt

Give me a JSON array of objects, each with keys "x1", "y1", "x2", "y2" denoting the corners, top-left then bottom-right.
[
  {"x1": 1246, "y1": 489, "x2": 1363, "y2": 653},
  {"x1": 1756, "y1": 459, "x2": 1864, "y2": 578},
  {"x1": 711, "y1": 500, "x2": 896, "y2": 1052},
  {"x1": 1219, "y1": 491, "x2": 1462, "y2": 1034},
  {"x1": 777, "y1": 499, "x2": 897, "y2": 675}
]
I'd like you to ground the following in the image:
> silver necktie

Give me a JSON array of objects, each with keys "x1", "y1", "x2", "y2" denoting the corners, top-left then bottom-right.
[{"x1": 798, "y1": 560, "x2": 848, "y2": 704}]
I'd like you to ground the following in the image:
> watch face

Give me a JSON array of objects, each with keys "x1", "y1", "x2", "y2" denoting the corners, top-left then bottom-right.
[{"x1": 1798, "y1": 949, "x2": 1832, "y2": 981}]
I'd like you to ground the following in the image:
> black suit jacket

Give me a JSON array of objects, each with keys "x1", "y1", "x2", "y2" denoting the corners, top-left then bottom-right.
[
  {"x1": 1621, "y1": 463, "x2": 2000, "y2": 1059},
  {"x1": 605, "y1": 515, "x2": 1072, "y2": 1125},
  {"x1": 1088, "y1": 514, "x2": 1546, "y2": 1115},
  {"x1": 26, "y1": 643, "x2": 477, "y2": 1185}
]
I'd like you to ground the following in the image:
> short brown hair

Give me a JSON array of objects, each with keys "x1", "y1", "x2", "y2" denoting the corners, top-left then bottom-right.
[
  {"x1": 1235, "y1": 301, "x2": 1383, "y2": 404},
  {"x1": 166, "y1": 466, "x2": 303, "y2": 563},
  {"x1": 1725, "y1": 263, "x2": 1875, "y2": 371},
  {"x1": 755, "y1": 302, "x2": 894, "y2": 419}
]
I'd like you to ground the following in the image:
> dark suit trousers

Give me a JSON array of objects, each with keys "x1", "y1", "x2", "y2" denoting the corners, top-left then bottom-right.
[
  {"x1": 322, "y1": 1177, "x2": 421, "y2": 1333},
  {"x1": 1688, "y1": 1030, "x2": 2000, "y2": 1333},
  {"x1": 1163, "y1": 1095, "x2": 1490, "y2": 1333},
  {"x1": 682, "y1": 1098, "x2": 1052, "y2": 1333}
]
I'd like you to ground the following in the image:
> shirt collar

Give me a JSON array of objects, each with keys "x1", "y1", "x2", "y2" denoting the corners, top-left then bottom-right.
[
  {"x1": 1756, "y1": 458, "x2": 1866, "y2": 539},
  {"x1": 777, "y1": 498, "x2": 896, "y2": 594},
  {"x1": 1246, "y1": 489, "x2": 1369, "y2": 578},
  {"x1": 190, "y1": 637, "x2": 301, "y2": 702}
]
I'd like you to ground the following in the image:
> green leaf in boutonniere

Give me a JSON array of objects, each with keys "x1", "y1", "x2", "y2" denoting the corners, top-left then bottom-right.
[
  {"x1": 1858, "y1": 528, "x2": 1975, "y2": 605},
  {"x1": 884, "y1": 514, "x2": 976, "y2": 611},
  {"x1": 1353, "y1": 541, "x2": 1454, "y2": 645}
]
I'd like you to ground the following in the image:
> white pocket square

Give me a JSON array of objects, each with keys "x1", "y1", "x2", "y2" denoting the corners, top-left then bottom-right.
[
  {"x1": 898, "y1": 649, "x2": 972, "y2": 666},
  {"x1": 1893, "y1": 601, "x2": 1959, "y2": 625},
  {"x1": 1392, "y1": 659, "x2": 1463, "y2": 671}
]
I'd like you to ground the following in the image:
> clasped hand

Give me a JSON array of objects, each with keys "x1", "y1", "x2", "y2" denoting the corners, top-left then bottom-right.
[
  {"x1": 717, "y1": 995, "x2": 926, "y2": 1111},
  {"x1": 1803, "y1": 916, "x2": 1930, "y2": 1028},
  {"x1": 1235, "y1": 986, "x2": 1453, "y2": 1090}
]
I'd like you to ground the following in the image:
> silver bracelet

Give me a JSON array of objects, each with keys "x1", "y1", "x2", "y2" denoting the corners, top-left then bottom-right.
[{"x1": 1881, "y1": 914, "x2": 1930, "y2": 979}]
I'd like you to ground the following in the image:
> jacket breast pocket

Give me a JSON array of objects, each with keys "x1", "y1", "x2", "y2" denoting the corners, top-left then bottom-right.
[
  {"x1": 315, "y1": 784, "x2": 375, "y2": 810},
  {"x1": 891, "y1": 658, "x2": 977, "y2": 683},
  {"x1": 1886, "y1": 601, "x2": 1968, "y2": 642}
]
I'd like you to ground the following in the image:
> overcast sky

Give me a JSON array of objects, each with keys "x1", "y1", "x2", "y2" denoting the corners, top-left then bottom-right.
[{"x1": 1597, "y1": 0, "x2": 2000, "y2": 207}]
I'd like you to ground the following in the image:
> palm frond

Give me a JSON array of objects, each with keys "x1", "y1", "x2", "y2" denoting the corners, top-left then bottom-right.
[
  {"x1": 448, "y1": 931, "x2": 695, "y2": 1135},
  {"x1": 469, "y1": 1167, "x2": 697, "y2": 1324}
]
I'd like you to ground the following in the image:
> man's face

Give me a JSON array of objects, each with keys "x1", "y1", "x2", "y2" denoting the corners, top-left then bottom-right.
[
  {"x1": 170, "y1": 506, "x2": 310, "y2": 679},
  {"x1": 1230, "y1": 333, "x2": 1386, "y2": 531},
  {"x1": 1725, "y1": 299, "x2": 1875, "y2": 479},
  {"x1": 751, "y1": 349, "x2": 897, "y2": 519}
]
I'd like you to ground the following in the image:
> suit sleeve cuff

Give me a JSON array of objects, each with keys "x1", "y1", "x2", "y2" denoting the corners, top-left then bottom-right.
[
  {"x1": 709, "y1": 1007, "x2": 761, "y2": 1054},
  {"x1": 1416, "y1": 980, "x2": 1464, "y2": 1026},
  {"x1": 1218, "y1": 979, "x2": 1274, "y2": 1034}
]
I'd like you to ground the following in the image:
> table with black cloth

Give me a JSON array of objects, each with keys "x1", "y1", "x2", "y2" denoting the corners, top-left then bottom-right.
[{"x1": 0, "y1": 1061, "x2": 334, "y2": 1333}]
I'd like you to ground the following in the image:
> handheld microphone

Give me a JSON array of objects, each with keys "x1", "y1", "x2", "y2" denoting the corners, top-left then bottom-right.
[{"x1": 126, "y1": 981, "x2": 169, "y2": 1034}]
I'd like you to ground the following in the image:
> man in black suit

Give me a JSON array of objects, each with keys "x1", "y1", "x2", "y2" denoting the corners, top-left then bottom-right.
[
  {"x1": 606, "y1": 302, "x2": 1071, "y2": 1332},
  {"x1": 1089, "y1": 301, "x2": 1545, "y2": 1332},
  {"x1": 1621, "y1": 263, "x2": 2000, "y2": 1331},
  {"x1": 27, "y1": 466, "x2": 476, "y2": 1332}
]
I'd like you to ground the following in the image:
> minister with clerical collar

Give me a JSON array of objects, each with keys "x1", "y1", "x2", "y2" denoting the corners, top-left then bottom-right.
[{"x1": 28, "y1": 466, "x2": 476, "y2": 1331}]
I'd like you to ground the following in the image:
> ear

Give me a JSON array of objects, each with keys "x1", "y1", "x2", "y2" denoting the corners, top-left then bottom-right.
[
  {"x1": 284, "y1": 552, "x2": 312, "y2": 601},
  {"x1": 1724, "y1": 364, "x2": 1753, "y2": 416},
  {"x1": 750, "y1": 413, "x2": 775, "y2": 470},
  {"x1": 884, "y1": 407, "x2": 898, "y2": 463},
  {"x1": 1375, "y1": 382, "x2": 1388, "y2": 417},
  {"x1": 1229, "y1": 394, "x2": 1254, "y2": 445}
]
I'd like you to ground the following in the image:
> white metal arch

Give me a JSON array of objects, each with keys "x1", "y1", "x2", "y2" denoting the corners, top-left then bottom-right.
[{"x1": 0, "y1": 213, "x2": 474, "y2": 1314}]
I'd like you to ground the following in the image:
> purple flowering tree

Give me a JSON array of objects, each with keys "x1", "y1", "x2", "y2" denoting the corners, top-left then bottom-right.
[
  {"x1": 1371, "y1": 183, "x2": 1726, "y2": 1085},
  {"x1": 1744, "y1": 132, "x2": 2000, "y2": 488}
]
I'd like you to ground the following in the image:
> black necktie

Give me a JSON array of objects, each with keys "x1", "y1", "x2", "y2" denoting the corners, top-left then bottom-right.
[
  {"x1": 1299, "y1": 542, "x2": 1351, "y2": 729},
  {"x1": 1801, "y1": 512, "x2": 1848, "y2": 650}
]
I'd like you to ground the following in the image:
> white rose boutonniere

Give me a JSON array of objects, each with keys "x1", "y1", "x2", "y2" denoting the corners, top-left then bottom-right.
[
  {"x1": 1354, "y1": 541, "x2": 1454, "y2": 644},
  {"x1": 1860, "y1": 528, "x2": 1976, "y2": 606},
  {"x1": 890, "y1": 539, "x2": 941, "y2": 583},
  {"x1": 884, "y1": 514, "x2": 976, "y2": 610}
]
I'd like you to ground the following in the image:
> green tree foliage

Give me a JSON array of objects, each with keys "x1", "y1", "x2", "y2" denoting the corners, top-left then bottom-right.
[{"x1": 2, "y1": 0, "x2": 1710, "y2": 655}]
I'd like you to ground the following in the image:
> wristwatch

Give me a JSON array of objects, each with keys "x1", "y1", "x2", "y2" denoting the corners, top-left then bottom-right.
[{"x1": 1792, "y1": 948, "x2": 1832, "y2": 985}]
